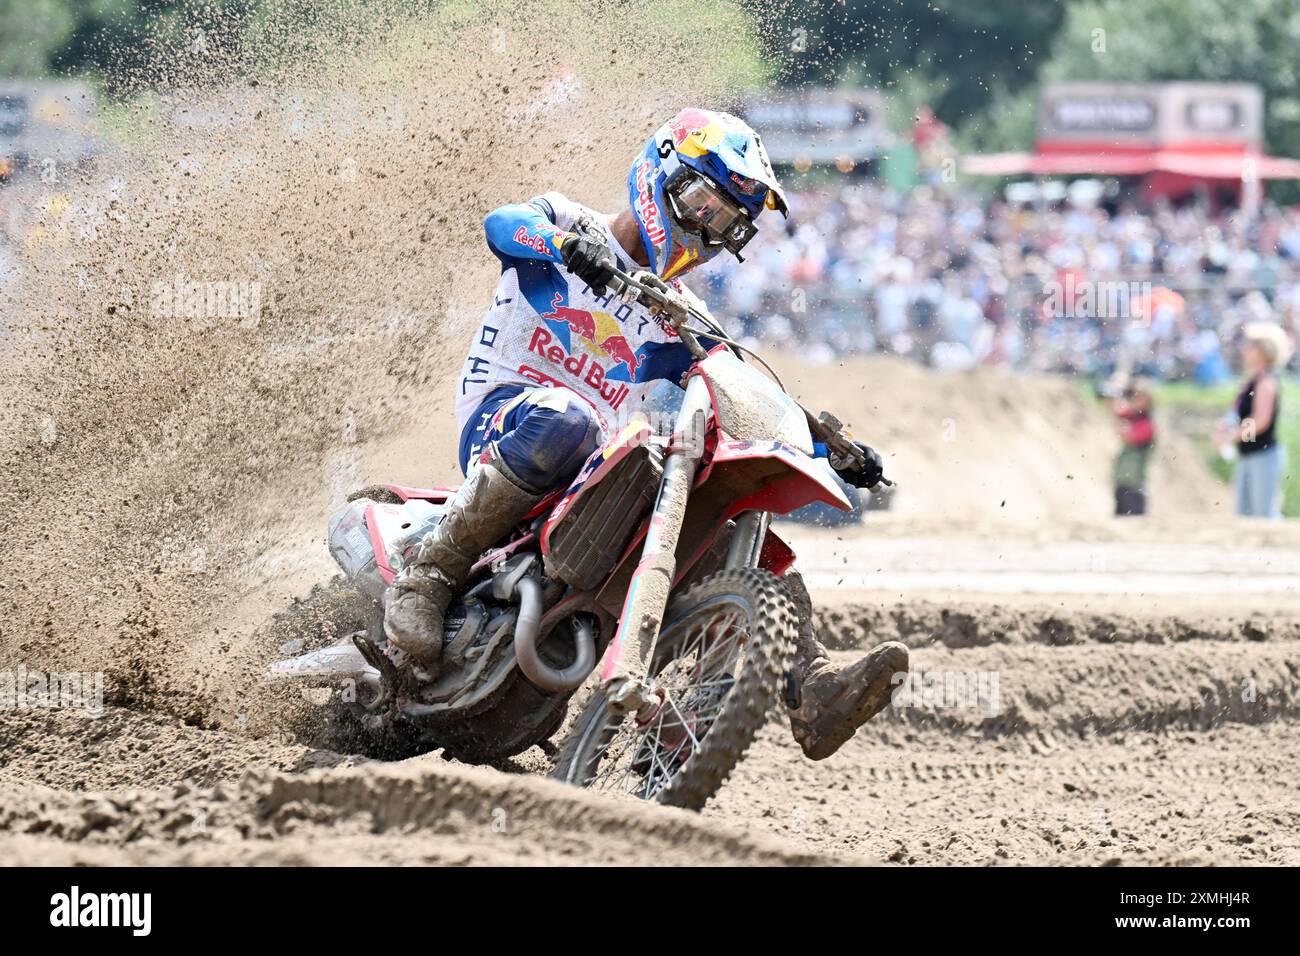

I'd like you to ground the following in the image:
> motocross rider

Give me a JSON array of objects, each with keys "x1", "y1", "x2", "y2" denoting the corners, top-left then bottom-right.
[{"x1": 385, "y1": 108, "x2": 909, "y2": 760}]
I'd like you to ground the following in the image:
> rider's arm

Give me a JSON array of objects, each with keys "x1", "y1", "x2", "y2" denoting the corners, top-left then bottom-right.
[{"x1": 483, "y1": 197, "x2": 570, "y2": 264}]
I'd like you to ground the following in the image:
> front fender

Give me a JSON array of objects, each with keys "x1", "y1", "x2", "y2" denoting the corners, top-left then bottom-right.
[{"x1": 704, "y1": 439, "x2": 853, "y2": 515}]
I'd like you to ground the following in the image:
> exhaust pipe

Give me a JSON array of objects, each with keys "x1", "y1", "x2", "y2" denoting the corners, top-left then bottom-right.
[
  {"x1": 492, "y1": 555, "x2": 595, "y2": 693},
  {"x1": 512, "y1": 576, "x2": 596, "y2": 693}
]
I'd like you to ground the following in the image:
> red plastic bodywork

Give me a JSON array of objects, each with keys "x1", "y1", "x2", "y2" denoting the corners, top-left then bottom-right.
[
  {"x1": 758, "y1": 529, "x2": 797, "y2": 577},
  {"x1": 702, "y1": 438, "x2": 852, "y2": 514},
  {"x1": 380, "y1": 484, "x2": 456, "y2": 503},
  {"x1": 539, "y1": 422, "x2": 655, "y2": 558}
]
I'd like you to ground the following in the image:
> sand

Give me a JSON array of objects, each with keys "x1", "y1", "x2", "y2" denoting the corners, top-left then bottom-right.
[{"x1": 5, "y1": 583, "x2": 1298, "y2": 865}]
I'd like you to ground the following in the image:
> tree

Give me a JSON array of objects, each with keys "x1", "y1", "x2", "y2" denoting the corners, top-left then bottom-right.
[
  {"x1": 0, "y1": 0, "x2": 77, "y2": 76},
  {"x1": 750, "y1": 0, "x2": 1068, "y2": 127}
]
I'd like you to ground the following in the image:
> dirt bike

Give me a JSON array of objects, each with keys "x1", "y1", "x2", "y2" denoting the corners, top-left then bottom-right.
[{"x1": 268, "y1": 267, "x2": 887, "y2": 810}]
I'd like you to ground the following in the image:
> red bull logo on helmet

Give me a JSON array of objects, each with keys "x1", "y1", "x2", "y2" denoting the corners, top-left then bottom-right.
[
  {"x1": 668, "y1": 107, "x2": 713, "y2": 147},
  {"x1": 633, "y1": 158, "x2": 666, "y2": 247}
]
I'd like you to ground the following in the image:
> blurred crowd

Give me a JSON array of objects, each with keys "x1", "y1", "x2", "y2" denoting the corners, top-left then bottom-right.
[
  {"x1": 7, "y1": 175, "x2": 1300, "y2": 389},
  {"x1": 697, "y1": 182, "x2": 1300, "y2": 385}
]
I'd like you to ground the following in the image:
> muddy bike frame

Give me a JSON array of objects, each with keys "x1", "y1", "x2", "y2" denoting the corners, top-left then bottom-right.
[{"x1": 598, "y1": 370, "x2": 711, "y2": 687}]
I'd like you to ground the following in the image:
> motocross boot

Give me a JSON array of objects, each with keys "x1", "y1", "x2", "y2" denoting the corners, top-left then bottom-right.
[
  {"x1": 782, "y1": 571, "x2": 910, "y2": 761},
  {"x1": 383, "y1": 443, "x2": 543, "y2": 680}
]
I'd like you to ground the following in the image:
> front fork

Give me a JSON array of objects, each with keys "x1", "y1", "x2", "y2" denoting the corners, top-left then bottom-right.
[
  {"x1": 600, "y1": 375, "x2": 711, "y2": 712},
  {"x1": 725, "y1": 510, "x2": 770, "y2": 569},
  {"x1": 600, "y1": 376, "x2": 770, "y2": 716}
]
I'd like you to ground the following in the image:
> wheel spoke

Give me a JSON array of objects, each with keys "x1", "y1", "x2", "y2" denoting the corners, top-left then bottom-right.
[{"x1": 576, "y1": 601, "x2": 753, "y2": 799}]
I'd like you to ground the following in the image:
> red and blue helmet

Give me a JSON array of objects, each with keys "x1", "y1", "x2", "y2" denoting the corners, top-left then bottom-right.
[{"x1": 628, "y1": 108, "x2": 788, "y2": 280}]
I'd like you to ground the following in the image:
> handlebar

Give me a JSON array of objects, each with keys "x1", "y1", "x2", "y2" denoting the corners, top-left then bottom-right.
[{"x1": 608, "y1": 266, "x2": 893, "y2": 492}]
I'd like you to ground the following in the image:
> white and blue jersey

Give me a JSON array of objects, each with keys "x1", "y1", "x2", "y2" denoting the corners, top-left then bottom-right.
[{"x1": 455, "y1": 192, "x2": 709, "y2": 445}]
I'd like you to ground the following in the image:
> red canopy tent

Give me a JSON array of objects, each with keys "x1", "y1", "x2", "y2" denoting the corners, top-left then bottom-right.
[
  {"x1": 961, "y1": 83, "x2": 1300, "y2": 210},
  {"x1": 963, "y1": 144, "x2": 1300, "y2": 179}
]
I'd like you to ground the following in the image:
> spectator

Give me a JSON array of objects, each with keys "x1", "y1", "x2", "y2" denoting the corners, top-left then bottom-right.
[
  {"x1": 702, "y1": 181, "x2": 1300, "y2": 383},
  {"x1": 1226, "y1": 323, "x2": 1291, "y2": 518},
  {"x1": 1104, "y1": 377, "x2": 1157, "y2": 516}
]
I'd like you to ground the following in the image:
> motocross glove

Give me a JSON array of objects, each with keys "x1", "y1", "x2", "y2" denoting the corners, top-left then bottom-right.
[
  {"x1": 830, "y1": 441, "x2": 886, "y2": 489},
  {"x1": 560, "y1": 225, "x2": 617, "y2": 296}
]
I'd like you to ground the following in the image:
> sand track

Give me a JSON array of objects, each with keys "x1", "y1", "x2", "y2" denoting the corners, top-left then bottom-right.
[
  {"x1": 814, "y1": 598, "x2": 1300, "y2": 650},
  {"x1": 0, "y1": 705, "x2": 854, "y2": 866},
  {"x1": 700, "y1": 595, "x2": 1300, "y2": 865},
  {"x1": 711, "y1": 721, "x2": 1300, "y2": 865},
  {"x1": 3, "y1": 593, "x2": 1296, "y2": 866}
]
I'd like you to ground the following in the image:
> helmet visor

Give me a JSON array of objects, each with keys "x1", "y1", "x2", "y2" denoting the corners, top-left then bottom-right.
[{"x1": 664, "y1": 168, "x2": 758, "y2": 256}]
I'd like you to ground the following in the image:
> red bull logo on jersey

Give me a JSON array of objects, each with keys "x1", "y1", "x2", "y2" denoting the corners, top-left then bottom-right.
[
  {"x1": 541, "y1": 291, "x2": 598, "y2": 341},
  {"x1": 539, "y1": 291, "x2": 645, "y2": 378},
  {"x1": 527, "y1": 326, "x2": 630, "y2": 411},
  {"x1": 598, "y1": 333, "x2": 640, "y2": 375}
]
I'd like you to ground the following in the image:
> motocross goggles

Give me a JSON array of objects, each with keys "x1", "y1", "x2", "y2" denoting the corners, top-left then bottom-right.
[{"x1": 664, "y1": 166, "x2": 759, "y2": 257}]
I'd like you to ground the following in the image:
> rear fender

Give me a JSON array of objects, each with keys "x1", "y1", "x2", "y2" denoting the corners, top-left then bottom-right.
[
  {"x1": 381, "y1": 482, "x2": 562, "y2": 521},
  {"x1": 379, "y1": 483, "x2": 457, "y2": 503}
]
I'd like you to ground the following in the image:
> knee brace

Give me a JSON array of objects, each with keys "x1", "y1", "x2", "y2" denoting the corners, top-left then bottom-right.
[{"x1": 496, "y1": 396, "x2": 601, "y2": 491}]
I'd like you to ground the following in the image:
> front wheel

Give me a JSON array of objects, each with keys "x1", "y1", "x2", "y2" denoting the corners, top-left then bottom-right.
[{"x1": 551, "y1": 568, "x2": 797, "y2": 811}]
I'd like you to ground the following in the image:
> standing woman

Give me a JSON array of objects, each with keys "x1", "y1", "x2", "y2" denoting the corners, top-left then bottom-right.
[{"x1": 1230, "y1": 323, "x2": 1291, "y2": 518}]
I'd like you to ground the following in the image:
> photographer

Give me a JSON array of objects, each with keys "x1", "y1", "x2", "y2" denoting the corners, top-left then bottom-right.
[{"x1": 1101, "y1": 377, "x2": 1157, "y2": 516}]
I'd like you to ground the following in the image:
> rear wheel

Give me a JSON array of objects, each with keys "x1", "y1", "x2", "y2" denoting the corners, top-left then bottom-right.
[{"x1": 551, "y1": 568, "x2": 796, "y2": 811}]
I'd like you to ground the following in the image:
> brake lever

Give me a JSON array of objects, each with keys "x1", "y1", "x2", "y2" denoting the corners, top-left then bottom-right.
[
  {"x1": 610, "y1": 267, "x2": 710, "y2": 359},
  {"x1": 810, "y1": 410, "x2": 895, "y2": 492},
  {"x1": 610, "y1": 267, "x2": 685, "y2": 320}
]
